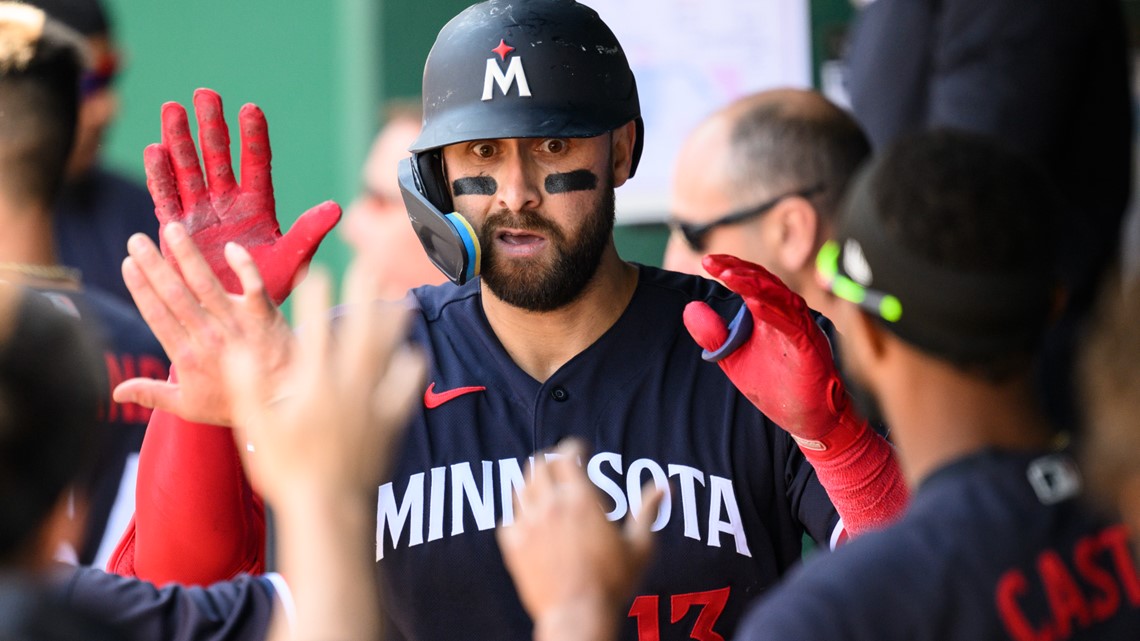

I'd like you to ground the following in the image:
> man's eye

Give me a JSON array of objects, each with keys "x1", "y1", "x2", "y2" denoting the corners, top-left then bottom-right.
[
  {"x1": 474, "y1": 144, "x2": 495, "y2": 158},
  {"x1": 542, "y1": 139, "x2": 566, "y2": 153}
]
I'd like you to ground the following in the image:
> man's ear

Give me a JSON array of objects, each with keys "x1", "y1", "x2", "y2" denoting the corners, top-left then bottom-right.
[
  {"x1": 773, "y1": 197, "x2": 820, "y2": 274},
  {"x1": 611, "y1": 121, "x2": 637, "y2": 187},
  {"x1": 846, "y1": 304, "x2": 890, "y2": 369}
]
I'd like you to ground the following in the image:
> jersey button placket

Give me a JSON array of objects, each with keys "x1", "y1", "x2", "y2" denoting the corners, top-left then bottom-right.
[{"x1": 550, "y1": 386, "x2": 569, "y2": 402}]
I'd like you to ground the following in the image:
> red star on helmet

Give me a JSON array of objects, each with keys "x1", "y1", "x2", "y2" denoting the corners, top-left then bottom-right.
[{"x1": 492, "y1": 38, "x2": 515, "y2": 61}]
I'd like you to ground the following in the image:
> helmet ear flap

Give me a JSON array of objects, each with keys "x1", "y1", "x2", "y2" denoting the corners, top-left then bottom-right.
[{"x1": 414, "y1": 150, "x2": 454, "y2": 214}]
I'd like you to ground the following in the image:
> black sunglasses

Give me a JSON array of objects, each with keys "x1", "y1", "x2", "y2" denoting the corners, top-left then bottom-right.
[{"x1": 668, "y1": 184, "x2": 825, "y2": 253}]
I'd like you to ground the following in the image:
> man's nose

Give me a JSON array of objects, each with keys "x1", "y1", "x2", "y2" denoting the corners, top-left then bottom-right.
[{"x1": 494, "y1": 152, "x2": 542, "y2": 213}]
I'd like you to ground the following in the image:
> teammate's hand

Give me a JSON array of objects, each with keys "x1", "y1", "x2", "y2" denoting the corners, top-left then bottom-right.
[
  {"x1": 498, "y1": 440, "x2": 663, "y2": 641},
  {"x1": 113, "y1": 226, "x2": 294, "y2": 426},
  {"x1": 684, "y1": 254, "x2": 860, "y2": 450},
  {"x1": 147, "y1": 88, "x2": 341, "y2": 305},
  {"x1": 223, "y1": 261, "x2": 426, "y2": 502},
  {"x1": 220, "y1": 261, "x2": 424, "y2": 641}
]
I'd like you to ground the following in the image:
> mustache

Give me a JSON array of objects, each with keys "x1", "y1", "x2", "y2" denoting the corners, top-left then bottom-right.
[{"x1": 481, "y1": 209, "x2": 563, "y2": 239}]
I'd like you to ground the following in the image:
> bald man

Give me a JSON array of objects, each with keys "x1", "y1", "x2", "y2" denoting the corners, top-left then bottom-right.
[{"x1": 664, "y1": 89, "x2": 869, "y2": 320}]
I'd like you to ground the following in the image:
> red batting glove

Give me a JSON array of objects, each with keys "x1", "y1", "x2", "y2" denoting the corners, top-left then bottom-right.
[
  {"x1": 147, "y1": 88, "x2": 341, "y2": 304},
  {"x1": 684, "y1": 255, "x2": 907, "y2": 535},
  {"x1": 109, "y1": 89, "x2": 335, "y2": 583}
]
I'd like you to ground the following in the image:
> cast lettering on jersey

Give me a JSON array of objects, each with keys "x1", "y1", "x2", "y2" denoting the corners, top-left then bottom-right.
[
  {"x1": 377, "y1": 452, "x2": 751, "y2": 560},
  {"x1": 736, "y1": 450, "x2": 1140, "y2": 641},
  {"x1": 996, "y1": 523, "x2": 1140, "y2": 641},
  {"x1": 374, "y1": 266, "x2": 840, "y2": 641}
]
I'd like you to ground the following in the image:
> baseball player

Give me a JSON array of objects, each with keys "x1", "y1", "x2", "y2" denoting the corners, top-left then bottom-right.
[
  {"x1": 110, "y1": 1, "x2": 907, "y2": 639},
  {"x1": 737, "y1": 129, "x2": 1140, "y2": 640},
  {"x1": 0, "y1": 1, "x2": 170, "y2": 568},
  {"x1": 0, "y1": 252, "x2": 421, "y2": 641}
]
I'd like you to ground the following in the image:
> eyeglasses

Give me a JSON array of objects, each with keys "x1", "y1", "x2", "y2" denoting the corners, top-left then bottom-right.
[
  {"x1": 815, "y1": 240, "x2": 903, "y2": 322},
  {"x1": 80, "y1": 51, "x2": 119, "y2": 98},
  {"x1": 668, "y1": 184, "x2": 824, "y2": 253}
]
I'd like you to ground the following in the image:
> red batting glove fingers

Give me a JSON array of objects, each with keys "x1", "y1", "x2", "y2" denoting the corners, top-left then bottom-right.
[
  {"x1": 144, "y1": 144, "x2": 182, "y2": 226},
  {"x1": 193, "y1": 89, "x2": 238, "y2": 206},
  {"x1": 238, "y1": 103, "x2": 274, "y2": 210},
  {"x1": 161, "y1": 102, "x2": 212, "y2": 220}
]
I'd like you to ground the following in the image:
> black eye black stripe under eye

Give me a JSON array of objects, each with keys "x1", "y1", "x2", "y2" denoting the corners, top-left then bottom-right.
[
  {"x1": 545, "y1": 170, "x2": 597, "y2": 194},
  {"x1": 452, "y1": 176, "x2": 497, "y2": 196}
]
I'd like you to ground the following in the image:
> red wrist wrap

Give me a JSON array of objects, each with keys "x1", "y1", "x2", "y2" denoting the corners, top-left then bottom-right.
[
  {"x1": 107, "y1": 368, "x2": 265, "y2": 585},
  {"x1": 799, "y1": 411, "x2": 908, "y2": 537}
]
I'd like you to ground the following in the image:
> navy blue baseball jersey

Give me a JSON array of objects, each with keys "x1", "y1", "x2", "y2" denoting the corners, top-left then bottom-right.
[
  {"x1": 58, "y1": 566, "x2": 275, "y2": 640},
  {"x1": 737, "y1": 449, "x2": 1140, "y2": 640},
  {"x1": 31, "y1": 285, "x2": 169, "y2": 566},
  {"x1": 53, "y1": 166, "x2": 161, "y2": 307},
  {"x1": 378, "y1": 265, "x2": 840, "y2": 641}
]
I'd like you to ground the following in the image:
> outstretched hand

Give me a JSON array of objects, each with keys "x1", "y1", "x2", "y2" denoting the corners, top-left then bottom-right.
[
  {"x1": 114, "y1": 225, "x2": 294, "y2": 425},
  {"x1": 686, "y1": 255, "x2": 908, "y2": 535},
  {"x1": 223, "y1": 261, "x2": 426, "y2": 502},
  {"x1": 147, "y1": 88, "x2": 340, "y2": 305},
  {"x1": 684, "y1": 254, "x2": 853, "y2": 448},
  {"x1": 221, "y1": 260, "x2": 426, "y2": 641},
  {"x1": 498, "y1": 440, "x2": 663, "y2": 641}
]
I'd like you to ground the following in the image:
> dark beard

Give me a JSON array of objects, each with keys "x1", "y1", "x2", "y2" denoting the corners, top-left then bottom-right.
[{"x1": 478, "y1": 185, "x2": 615, "y2": 312}]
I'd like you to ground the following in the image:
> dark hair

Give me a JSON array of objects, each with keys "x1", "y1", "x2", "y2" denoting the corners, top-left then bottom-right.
[
  {"x1": 20, "y1": 0, "x2": 109, "y2": 37},
  {"x1": 727, "y1": 94, "x2": 870, "y2": 223},
  {"x1": 864, "y1": 129, "x2": 1057, "y2": 381},
  {"x1": 0, "y1": 11, "x2": 85, "y2": 208},
  {"x1": 0, "y1": 286, "x2": 104, "y2": 563}
]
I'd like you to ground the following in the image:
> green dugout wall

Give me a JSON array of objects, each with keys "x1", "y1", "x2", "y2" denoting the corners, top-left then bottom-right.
[{"x1": 101, "y1": 0, "x2": 852, "y2": 279}]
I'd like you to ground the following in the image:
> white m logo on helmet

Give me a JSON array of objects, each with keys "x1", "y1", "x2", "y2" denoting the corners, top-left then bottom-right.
[{"x1": 482, "y1": 56, "x2": 532, "y2": 101}]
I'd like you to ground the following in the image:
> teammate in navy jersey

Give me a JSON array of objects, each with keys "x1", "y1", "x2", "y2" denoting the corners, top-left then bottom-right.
[
  {"x1": 0, "y1": 7, "x2": 275, "y2": 637},
  {"x1": 24, "y1": 0, "x2": 163, "y2": 309},
  {"x1": 502, "y1": 129, "x2": 1140, "y2": 640},
  {"x1": 736, "y1": 129, "x2": 1140, "y2": 641},
  {"x1": 0, "y1": 0, "x2": 170, "y2": 567},
  {"x1": 110, "y1": 0, "x2": 906, "y2": 639},
  {"x1": 30, "y1": 284, "x2": 168, "y2": 567}
]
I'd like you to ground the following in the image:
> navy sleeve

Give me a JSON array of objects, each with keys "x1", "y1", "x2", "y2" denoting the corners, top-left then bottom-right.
[
  {"x1": 59, "y1": 567, "x2": 274, "y2": 641},
  {"x1": 849, "y1": 0, "x2": 1114, "y2": 156},
  {"x1": 921, "y1": 1, "x2": 1095, "y2": 155},
  {"x1": 845, "y1": 0, "x2": 935, "y2": 149}
]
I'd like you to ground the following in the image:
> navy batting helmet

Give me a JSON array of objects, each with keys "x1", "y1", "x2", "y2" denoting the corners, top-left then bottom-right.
[{"x1": 410, "y1": 0, "x2": 644, "y2": 175}]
